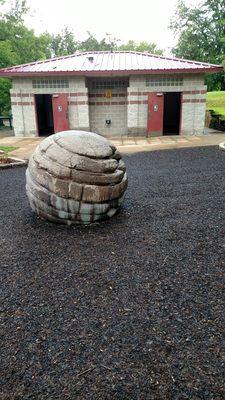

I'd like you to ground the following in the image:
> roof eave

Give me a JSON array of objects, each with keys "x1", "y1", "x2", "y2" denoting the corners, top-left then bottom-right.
[{"x1": 0, "y1": 66, "x2": 223, "y2": 78}]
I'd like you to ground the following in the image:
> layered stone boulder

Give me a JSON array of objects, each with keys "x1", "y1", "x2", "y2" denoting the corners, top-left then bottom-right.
[{"x1": 26, "y1": 130, "x2": 128, "y2": 225}]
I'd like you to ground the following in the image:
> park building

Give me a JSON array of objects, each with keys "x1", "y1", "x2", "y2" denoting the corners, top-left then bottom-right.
[{"x1": 0, "y1": 51, "x2": 223, "y2": 137}]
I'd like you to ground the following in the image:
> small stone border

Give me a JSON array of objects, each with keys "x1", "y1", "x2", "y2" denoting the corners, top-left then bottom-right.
[
  {"x1": 0, "y1": 157, "x2": 27, "y2": 169},
  {"x1": 219, "y1": 142, "x2": 225, "y2": 151}
]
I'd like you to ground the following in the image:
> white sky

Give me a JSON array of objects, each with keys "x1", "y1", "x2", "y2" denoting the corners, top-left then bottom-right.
[{"x1": 3, "y1": 0, "x2": 201, "y2": 54}]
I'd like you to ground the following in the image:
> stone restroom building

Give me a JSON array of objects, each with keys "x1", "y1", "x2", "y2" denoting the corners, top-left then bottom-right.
[{"x1": 0, "y1": 51, "x2": 222, "y2": 137}]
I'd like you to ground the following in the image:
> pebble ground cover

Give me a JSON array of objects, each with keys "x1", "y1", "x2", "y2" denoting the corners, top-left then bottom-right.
[{"x1": 1, "y1": 146, "x2": 225, "y2": 399}]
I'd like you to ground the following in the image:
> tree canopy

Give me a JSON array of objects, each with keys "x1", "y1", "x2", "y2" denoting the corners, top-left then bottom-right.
[
  {"x1": 170, "y1": 0, "x2": 225, "y2": 90},
  {"x1": 0, "y1": 0, "x2": 51, "y2": 114},
  {"x1": 49, "y1": 31, "x2": 163, "y2": 57},
  {"x1": 1, "y1": 0, "x2": 224, "y2": 116},
  {"x1": 0, "y1": 0, "x2": 163, "y2": 114},
  {"x1": 119, "y1": 40, "x2": 163, "y2": 55}
]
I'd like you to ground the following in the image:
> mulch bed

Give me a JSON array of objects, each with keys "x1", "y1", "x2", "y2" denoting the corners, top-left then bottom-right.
[
  {"x1": 0, "y1": 157, "x2": 12, "y2": 164},
  {"x1": 0, "y1": 146, "x2": 225, "y2": 400}
]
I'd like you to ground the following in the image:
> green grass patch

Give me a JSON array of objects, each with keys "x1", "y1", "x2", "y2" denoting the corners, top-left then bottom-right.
[
  {"x1": 206, "y1": 91, "x2": 225, "y2": 120},
  {"x1": 0, "y1": 145, "x2": 18, "y2": 153}
]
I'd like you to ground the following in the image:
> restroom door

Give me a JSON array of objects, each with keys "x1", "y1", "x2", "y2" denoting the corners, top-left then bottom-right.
[
  {"x1": 147, "y1": 92, "x2": 164, "y2": 136},
  {"x1": 52, "y1": 94, "x2": 69, "y2": 132},
  {"x1": 163, "y1": 92, "x2": 181, "y2": 135},
  {"x1": 35, "y1": 94, "x2": 54, "y2": 136}
]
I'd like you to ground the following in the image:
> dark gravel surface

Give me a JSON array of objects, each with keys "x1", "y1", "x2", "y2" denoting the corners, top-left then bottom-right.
[{"x1": 1, "y1": 146, "x2": 225, "y2": 400}]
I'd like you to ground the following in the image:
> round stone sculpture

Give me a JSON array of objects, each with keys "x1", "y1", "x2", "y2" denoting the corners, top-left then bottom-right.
[{"x1": 26, "y1": 130, "x2": 128, "y2": 225}]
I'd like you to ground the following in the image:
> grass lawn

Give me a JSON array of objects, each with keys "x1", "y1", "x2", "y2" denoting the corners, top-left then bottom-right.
[
  {"x1": 206, "y1": 91, "x2": 225, "y2": 120},
  {"x1": 0, "y1": 145, "x2": 18, "y2": 153}
]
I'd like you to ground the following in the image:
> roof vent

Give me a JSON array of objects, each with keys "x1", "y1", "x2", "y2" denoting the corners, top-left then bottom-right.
[{"x1": 87, "y1": 56, "x2": 94, "y2": 62}]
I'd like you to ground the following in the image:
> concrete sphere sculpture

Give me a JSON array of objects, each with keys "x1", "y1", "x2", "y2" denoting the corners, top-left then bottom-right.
[{"x1": 26, "y1": 130, "x2": 128, "y2": 225}]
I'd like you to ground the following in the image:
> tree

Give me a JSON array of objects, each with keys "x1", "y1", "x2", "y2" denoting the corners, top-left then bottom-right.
[
  {"x1": 119, "y1": 40, "x2": 163, "y2": 55},
  {"x1": 0, "y1": 78, "x2": 11, "y2": 115},
  {"x1": 79, "y1": 32, "x2": 118, "y2": 52},
  {"x1": 0, "y1": 1, "x2": 164, "y2": 116},
  {"x1": 170, "y1": 0, "x2": 225, "y2": 90},
  {"x1": 50, "y1": 27, "x2": 78, "y2": 57},
  {"x1": 0, "y1": 0, "x2": 52, "y2": 114},
  {"x1": 5, "y1": 0, "x2": 29, "y2": 24}
]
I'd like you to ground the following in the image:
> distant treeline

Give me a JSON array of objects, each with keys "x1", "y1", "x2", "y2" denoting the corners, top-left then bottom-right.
[{"x1": 0, "y1": 0, "x2": 224, "y2": 114}]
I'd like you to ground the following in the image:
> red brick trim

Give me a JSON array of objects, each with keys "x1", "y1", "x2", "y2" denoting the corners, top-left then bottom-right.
[
  {"x1": 69, "y1": 100, "x2": 88, "y2": 105},
  {"x1": 88, "y1": 99, "x2": 149, "y2": 106},
  {"x1": 89, "y1": 101, "x2": 127, "y2": 106},
  {"x1": 183, "y1": 90, "x2": 207, "y2": 95},
  {"x1": 11, "y1": 101, "x2": 34, "y2": 106},
  {"x1": 182, "y1": 99, "x2": 206, "y2": 103},
  {"x1": 89, "y1": 93, "x2": 126, "y2": 98},
  {"x1": 128, "y1": 90, "x2": 207, "y2": 96},
  {"x1": 128, "y1": 91, "x2": 148, "y2": 96},
  {"x1": 18, "y1": 101, "x2": 34, "y2": 105},
  {"x1": 69, "y1": 92, "x2": 88, "y2": 97},
  {"x1": 11, "y1": 93, "x2": 31, "y2": 97},
  {"x1": 11, "y1": 92, "x2": 88, "y2": 98},
  {"x1": 128, "y1": 100, "x2": 148, "y2": 105}
]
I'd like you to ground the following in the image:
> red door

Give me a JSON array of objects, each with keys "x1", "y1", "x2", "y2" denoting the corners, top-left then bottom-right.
[
  {"x1": 147, "y1": 92, "x2": 164, "y2": 136},
  {"x1": 52, "y1": 94, "x2": 69, "y2": 133}
]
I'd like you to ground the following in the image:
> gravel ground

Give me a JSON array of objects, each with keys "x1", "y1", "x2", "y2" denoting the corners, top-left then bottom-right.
[{"x1": 1, "y1": 146, "x2": 225, "y2": 400}]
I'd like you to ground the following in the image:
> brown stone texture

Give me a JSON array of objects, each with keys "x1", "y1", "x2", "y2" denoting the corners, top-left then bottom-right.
[{"x1": 26, "y1": 130, "x2": 128, "y2": 225}]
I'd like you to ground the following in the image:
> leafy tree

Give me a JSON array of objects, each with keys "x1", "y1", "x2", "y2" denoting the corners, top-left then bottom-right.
[
  {"x1": 0, "y1": 78, "x2": 11, "y2": 115},
  {"x1": 0, "y1": 1, "x2": 164, "y2": 116},
  {"x1": 79, "y1": 32, "x2": 118, "y2": 52},
  {"x1": 170, "y1": 0, "x2": 225, "y2": 90},
  {"x1": 0, "y1": 0, "x2": 51, "y2": 114},
  {"x1": 78, "y1": 35, "x2": 163, "y2": 54},
  {"x1": 119, "y1": 40, "x2": 163, "y2": 55},
  {"x1": 50, "y1": 27, "x2": 78, "y2": 57},
  {"x1": 0, "y1": 41, "x2": 18, "y2": 68},
  {"x1": 5, "y1": 0, "x2": 29, "y2": 24}
]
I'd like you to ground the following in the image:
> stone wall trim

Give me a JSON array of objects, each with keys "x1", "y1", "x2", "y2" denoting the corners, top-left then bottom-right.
[
  {"x1": 69, "y1": 101, "x2": 89, "y2": 105},
  {"x1": 89, "y1": 101, "x2": 127, "y2": 106},
  {"x1": 11, "y1": 101, "x2": 34, "y2": 106},
  {"x1": 11, "y1": 92, "x2": 88, "y2": 97},
  {"x1": 182, "y1": 99, "x2": 206, "y2": 103},
  {"x1": 183, "y1": 90, "x2": 207, "y2": 95},
  {"x1": 89, "y1": 93, "x2": 126, "y2": 98}
]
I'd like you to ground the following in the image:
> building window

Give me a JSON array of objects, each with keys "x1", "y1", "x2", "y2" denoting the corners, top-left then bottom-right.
[
  {"x1": 32, "y1": 79, "x2": 69, "y2": 88},
  {"x1": 146, "y1": 75, "x2": 183, "y2": 87},
  {"x1": 88, "y1": 78, "x2": 129, "y2": 90}
]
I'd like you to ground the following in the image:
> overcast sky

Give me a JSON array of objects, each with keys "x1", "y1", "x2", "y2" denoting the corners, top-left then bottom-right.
[{"x1": 4, "y1": 0, "x2": 201, "y2": 53}]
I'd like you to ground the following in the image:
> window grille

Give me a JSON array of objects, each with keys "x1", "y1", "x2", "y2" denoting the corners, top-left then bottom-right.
[
  {"x1": 32, "y1": 79, "x2": 69, "y2": 88},
  {"x1": 88, "y1": 78, "x2": 129, "y2": 90},
  {"x1": 146, "y1": 75, "x2": 183, "y2": 87}
]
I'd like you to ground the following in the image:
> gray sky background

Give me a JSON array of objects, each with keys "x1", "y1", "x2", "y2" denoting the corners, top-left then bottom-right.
[{"x1": 3, "y1": 0, "x2": 201, "y2": 53}]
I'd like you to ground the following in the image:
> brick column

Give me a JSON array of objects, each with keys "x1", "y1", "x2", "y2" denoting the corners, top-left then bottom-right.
[{"x1": 127, "y1": 90, "x2": 148, "y2": 136}]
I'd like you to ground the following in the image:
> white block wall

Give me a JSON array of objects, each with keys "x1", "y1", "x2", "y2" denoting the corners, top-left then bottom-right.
[
  {"x1": 89, "y1": 87, "x2": 127, "y2": 137},
  {"x1": 10, "y1": 73, "x2": 207, "y2": 137},
  {"x1": 10, "y1": 76, "x2": 89, "y2": 137},
  {"x1": 127, "y1": 74, "x2": 207, "y2": 135}
]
